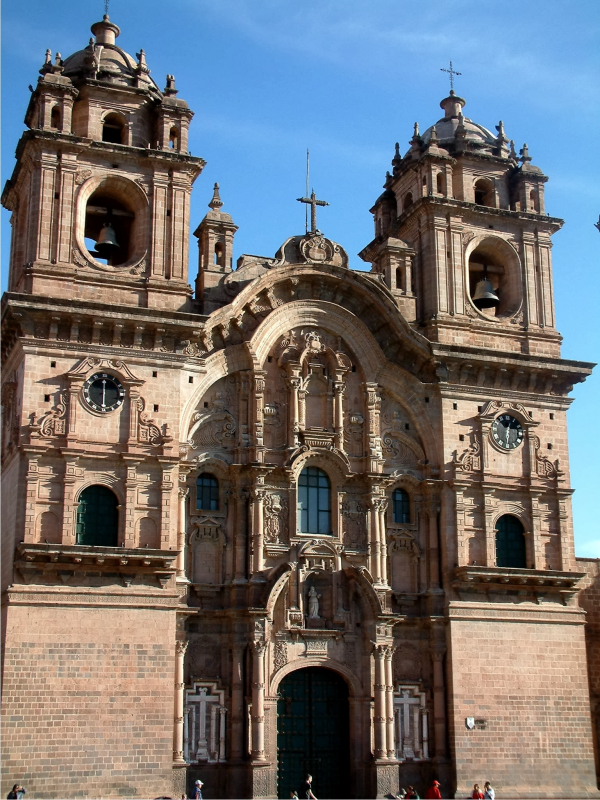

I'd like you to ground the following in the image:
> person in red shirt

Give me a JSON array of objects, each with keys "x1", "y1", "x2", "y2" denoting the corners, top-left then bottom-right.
[
  {"x1": 471, "y1": 785, "x2": 484, "y2": 799},
  {"x1": 425, "y1": 780, "x2": 442, "y2": 799}
]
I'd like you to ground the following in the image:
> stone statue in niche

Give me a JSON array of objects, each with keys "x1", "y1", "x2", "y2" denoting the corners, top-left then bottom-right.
[{"x1": 308, "y1": 586, "x2": 321, "y2": 618}]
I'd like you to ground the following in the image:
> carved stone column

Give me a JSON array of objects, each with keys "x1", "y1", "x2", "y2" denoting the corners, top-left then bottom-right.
[
  {"x1": 230, "y1": 642, "x2": 245, "y2": 760},
  {"x1": 377, "y1": 498, "x2": 389, "y2": 587},
  {"x1": 173, "y1": 637, "x2": 188, "y2": 764},
  {"x1": 233, "y1": 484, "x2": 249, "y2": 583},
  {"x1": 385, "y1": 645, "x2": 396, "y2": 759},
  {"x1": 427, "y1": 498, "x2": 441, "y2": 589},
  {"x1": 333, "y1": 381, "x2": 346, "y2": 451},
  {"x1": 286, "y1": 375, "x2": 301, "y2": 447},
  {"x1": 24, "y1": 454, "x2": 40, "y2": 542},
  {"x1": 177, "y1": 472, "x2": 190, "y2": 580},
  {"x1": 253, "y1": 371, "x2": 266, "y2": 458},
  {"x1": 123, "y1": 458, "x2": 139, "y2": 548},
  {"x1": 368, "y1": 500, "x2": 381, "y2": 585},
  {"x1": 431, "y1": 644, "x2": 447, "y2": 758},
  {"x1": 62, "y1": 457, "x2": 79, "y2": 545},
  {"x1": 251, "y1": 641, "x2": 267, "y2": 761},
  {"x1": 373, "y1": 644, "x2": 387, "y2": 759},
  {"x1": 251, "y1": 488, "x2": 266, "y2": 574},
  {"x1": 159, "y1": 462, "x2": 175, "y2": 548}
]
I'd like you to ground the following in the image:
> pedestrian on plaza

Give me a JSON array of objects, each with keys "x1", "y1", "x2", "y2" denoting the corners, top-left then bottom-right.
[
  {"x1": 405, "y1": 787, "x2": 420, "y2": 799},
  {"x1": 471, "y1": 784, "x2": 484, "y2": 799},
  {"x1": 192, "y1": 779, "x2": 203, "y2": 800},
  {"x1": 302, "y1": 774, "x2": 317, "y2": 800},
  {"x1": 425, "y1": 780, "x2": 442, "y2": 799},
  {"x1": 7, "y1": 786, "x2": 26, "y2": 800},
  {"x1": 483, "y1": 782, "x2": 495, "y2": 800}
]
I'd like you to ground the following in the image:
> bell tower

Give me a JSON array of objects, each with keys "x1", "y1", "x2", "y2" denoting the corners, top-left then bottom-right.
[
  {"x1": 360, "y1": 91, "x2": 561, "y2": 358},
  {"x1": 2, "y1": 14, "x2": 205, "y2": 311}
]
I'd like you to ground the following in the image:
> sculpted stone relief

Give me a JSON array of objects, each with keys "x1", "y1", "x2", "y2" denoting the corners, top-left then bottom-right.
[
  {"x1": 263, "y1": 490, "x2": 289, "y2": 544},
  {"x1": 380, "y1": 392, "x2": 425, "y2": 472},
  {"x1": 188, "y1": 378, "x2": 237, "y2": 455},
  {"x1": 341, "y1": 495, "x2": 368, "y2": 550}
]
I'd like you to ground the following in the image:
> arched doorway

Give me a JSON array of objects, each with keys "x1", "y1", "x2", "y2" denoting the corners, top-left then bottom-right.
[
  {"x1": 495, "y1": 514, "x2": 527, "y2": 568},
  {"x1": 277, "y1": 667, "x2": 350, "y2": 799},
  {"x1": 76, "y1": 485, "x2": 119, "y2": 546}
]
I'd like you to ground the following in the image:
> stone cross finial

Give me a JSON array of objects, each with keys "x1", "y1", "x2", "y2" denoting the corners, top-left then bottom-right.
[
  {"x1": 297, "y1": 190, "x2": 329, "y2": 233},
  {"x1": 440, "y1": 60, "x2": 462, "y2": 93}
]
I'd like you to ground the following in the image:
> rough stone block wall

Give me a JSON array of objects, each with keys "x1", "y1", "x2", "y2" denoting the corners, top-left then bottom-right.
[
  {"x1": 448, "y1": 603, "x2": 598, "y2": 798},
  {"x1": 577, "y1": 557, "x2": 600, "y2": 788},
  {"x1": 1, "y1": 594, "x2": 177, "y2": 799}
]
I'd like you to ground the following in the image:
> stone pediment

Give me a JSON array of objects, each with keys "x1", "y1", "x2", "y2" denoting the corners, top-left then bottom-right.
[{"x1": 272, "y1": 232, "x2": 349, "y2": 269}]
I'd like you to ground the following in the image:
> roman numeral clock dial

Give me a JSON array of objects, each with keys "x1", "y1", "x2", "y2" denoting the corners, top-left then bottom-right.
[
  {"x1": 83, "y1": 372, "x2": 125, "y2": 413},
  {"x1": 491, "y1": 413, "x2": 524, "y2": 450}
]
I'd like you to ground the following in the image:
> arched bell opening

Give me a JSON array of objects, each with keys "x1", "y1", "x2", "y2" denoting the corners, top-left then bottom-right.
[
  {"x1": 474, "y1": 177, "x2": 496, "y2": 207},
  {"x1": 102, "y1": 112, "x2": 127, "y2": 144},
  {"x1": 50, "y1": 105, "x2": 62, "y2": 131},
  {"x1": 467, "y1": 236, "x2": 521, "y2": 319},
  {"x1": 79, "y1": 176, "x2": 147, "y2": 268}
]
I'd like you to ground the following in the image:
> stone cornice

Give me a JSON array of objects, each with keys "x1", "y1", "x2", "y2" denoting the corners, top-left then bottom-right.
[
  {"x1": 452, "y1": 565, "x2": 585, "y2": 604},
  {"x1": 14, "y1": 543, "x2": 178, "y2": 588}
]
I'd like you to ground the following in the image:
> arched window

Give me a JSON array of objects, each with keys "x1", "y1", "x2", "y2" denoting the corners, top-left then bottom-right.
[
  {"x1": 76, "y1": 485, "x2": 118, "y2": 546},
  {"x1": 214, "y1": 243, "x2": 224, "y2": 266},
  {"x1": 197, "y1": 473, "x2": 219, "y2": 511},
  {"x1": 529, "y1": 189, "x2": 540, "y2": 212},
  {"x1": 495, "y1": 515, "x2": 526, "y2": 568},
  {"x1": 102, "y1": 113, "x2": 125, "y2": 144},
  {"x1": 474, "y1": 178, "x2": 495, "y2": 207},
  {"x1": 298, "y1": 466, "x2": 331, "y2": 534},
  {"x1": 436, "y1": 172, "x2": 445, "y2": 194},
  {"x1": 50, "y1": 105, "x2": 62, "y2": 130},
  {"x1": 169, "y1": 126, "x2": 179, "y2": 149},
  {"x1": 392, "y1": 488, "x2": 410, "y2": 524},
  {"x1": 403, "y1": 192, "x2": 413, "y2": 212}
]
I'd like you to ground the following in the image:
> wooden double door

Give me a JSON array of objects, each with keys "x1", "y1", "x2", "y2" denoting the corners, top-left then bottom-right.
[{"x1": 277, "y1": 667, "x2": 350, "y2": 799}]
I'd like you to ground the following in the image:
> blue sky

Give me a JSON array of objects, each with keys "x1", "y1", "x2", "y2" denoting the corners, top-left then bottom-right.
[{"x1": 2, "y1": 0, "x2": 599, "y2": 557}]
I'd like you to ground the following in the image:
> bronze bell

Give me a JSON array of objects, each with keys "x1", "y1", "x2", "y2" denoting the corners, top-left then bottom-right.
[
  {"x1": 94, "y1": 222, "x2": 119, "y2": 257},
  {"x1": 472, "y1": 278, "x2": 500, "y2": 309}
]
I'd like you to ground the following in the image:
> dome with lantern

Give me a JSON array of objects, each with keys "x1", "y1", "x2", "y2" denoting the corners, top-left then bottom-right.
[{"x1": 59, "y1": 14, "x2": 162, "y2": 99}]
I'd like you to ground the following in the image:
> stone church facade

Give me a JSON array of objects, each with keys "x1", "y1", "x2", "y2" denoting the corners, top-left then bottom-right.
[{"x1": 1, "y1": 12, "x2": 598, "y2": 800}]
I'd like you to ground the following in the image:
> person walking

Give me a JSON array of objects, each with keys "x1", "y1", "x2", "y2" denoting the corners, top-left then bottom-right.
[
  {"x1": 405, "y1": 787, "x2": 420, "y2": 799},
  {"x1": 192, "y1": 779, "x2": 203, "y2": 800},
  {"x1": 483, "y1": 782, "x2": 495, "y2": 800},
  {"x1": 471, "y1": 785, "x2": 484, "y2": 799},
  {"x1": 7, "y1": 786, "x2": 26, "y2": 800},
  {"x1": 302, "y1": 774, "x2": 317, "y2": 800},
  {"x1": 425, "y1": 780, "x2": 442, "y2": 799}
]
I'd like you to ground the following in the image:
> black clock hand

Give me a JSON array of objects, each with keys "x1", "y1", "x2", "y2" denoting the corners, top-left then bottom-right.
[{"x1": 101, "y1": 379, "x2": 107, "y2": 407}]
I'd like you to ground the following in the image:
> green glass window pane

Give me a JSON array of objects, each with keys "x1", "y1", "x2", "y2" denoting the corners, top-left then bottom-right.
[
  {"x1": 299, "y1": 467, "x2": 331, "y2": 534},
  {"x1": 197, "y1": 472, "x2": 219, "y2": 511},
  {"x1": 393, "y1": 488, "x2": 410, "y2": 523}
]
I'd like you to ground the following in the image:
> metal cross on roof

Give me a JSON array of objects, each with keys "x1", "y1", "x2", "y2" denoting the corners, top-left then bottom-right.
[
  {"x1": 297, "y1": 190, "x2": 329, "y2": 234},
  {"x1": 104, "y1": 0, "x2": 110, "y2": 16},
  {"x1": 440, "y1": 60, "x2": 462, "y2": 93}
]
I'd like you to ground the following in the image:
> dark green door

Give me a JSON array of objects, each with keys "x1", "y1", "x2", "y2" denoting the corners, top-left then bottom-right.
[
  {"x1": 277, "y1": 667, "x2": 350, "y2": 800},
  {"x1": 76, "y1": 485, "x2": 119, "y2": 546}
]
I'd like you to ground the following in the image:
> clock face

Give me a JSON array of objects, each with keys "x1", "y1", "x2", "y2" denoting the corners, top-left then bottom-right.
[
  {"x1": 492, "y1": 413, "x2": 524, "y2": 450},
  {"x1": 83, "y1": 372, "x2": 125, "y2": 413}
]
